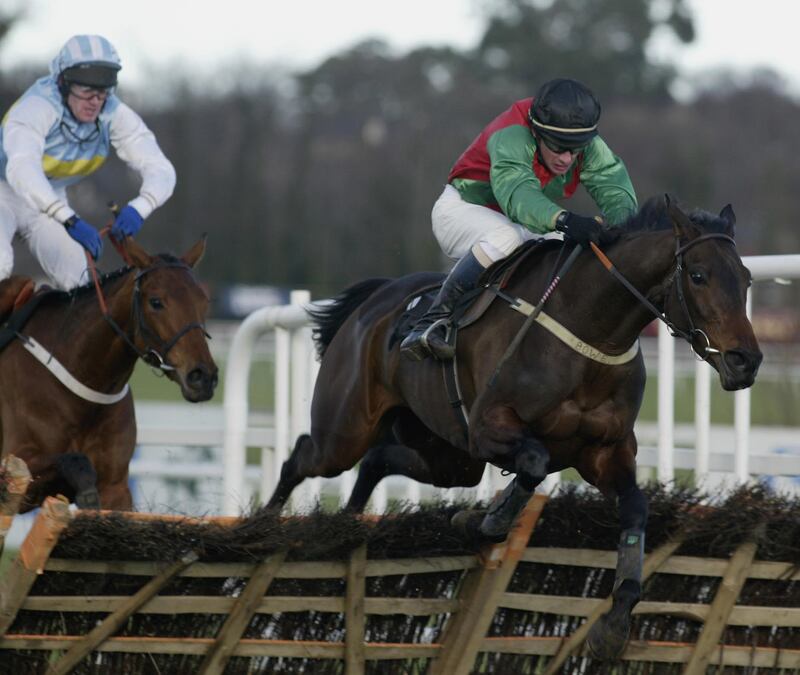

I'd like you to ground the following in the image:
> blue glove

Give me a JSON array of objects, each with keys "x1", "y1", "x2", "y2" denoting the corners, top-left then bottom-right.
[
  {"x1": 111, "y1": 204, "x2": 143, "y2": 239},
  {"x1": 65, "y1": 216, "x2": 102, "y2": 260}
]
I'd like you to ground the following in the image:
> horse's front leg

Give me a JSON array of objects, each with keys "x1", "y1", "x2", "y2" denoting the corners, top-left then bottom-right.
[
  {"x1": 56, "y1": 452, "x2": 100, "y2": 509},
  {"x1": 459, "y1": 405, "x2": 549, "y2": 542},
  {"x1": 98, "y1": 478, "x2": 133, "y2": 510},
  {"x1": 586, "y1": 434, "x2": 648, "y2": 661}
]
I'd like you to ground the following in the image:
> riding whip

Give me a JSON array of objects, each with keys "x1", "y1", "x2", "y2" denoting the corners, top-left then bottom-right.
[{"x1": 488, "y1": 242, "x2": 584, "y2": 389}]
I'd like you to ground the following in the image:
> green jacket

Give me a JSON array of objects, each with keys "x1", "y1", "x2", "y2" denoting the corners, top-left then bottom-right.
[{"x1": 448, "y1": 98, "x2": 637, "y2": 233}]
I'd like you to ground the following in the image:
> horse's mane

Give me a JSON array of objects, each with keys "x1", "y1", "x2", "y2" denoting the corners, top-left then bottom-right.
[{"x1": 622, "y1": 195, "x2": 730, "y2": 235}]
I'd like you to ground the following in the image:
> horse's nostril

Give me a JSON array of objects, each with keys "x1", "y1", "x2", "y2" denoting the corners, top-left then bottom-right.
[
  {"x1": 725, "y1": 352, "x2": 746, "y2": 369},
  {"x1": 724, "y1": 349, "x2": 762, "y2": 373},
  {"x1": 187, "y1": 367, "x2": 207, "y2": 388}
]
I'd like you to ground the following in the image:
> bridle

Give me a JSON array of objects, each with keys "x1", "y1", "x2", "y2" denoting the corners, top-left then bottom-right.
[
  {"x1": 127, "y1": 263, "x2": 210, "y2": 371},
  {"x1": 87, "y1": 244, "x2": 209, "y2": 373},
  {"x1": 590, "y1": 232, "x2": 738, "y2": 360}
]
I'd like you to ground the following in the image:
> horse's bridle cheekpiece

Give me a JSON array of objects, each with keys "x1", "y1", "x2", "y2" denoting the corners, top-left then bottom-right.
[
  {"x1": 590, "y1": 232, "x2": 737, "y2": 360},
  {"x1": 670, "y1": 233, "x2": 737, "y2": 359},
  {"x1": 129, "y1": 263, "x2": 210, "y2": 371},
  {"x1": 103, "y1": 261, "x2": 209, "y2": 373}
]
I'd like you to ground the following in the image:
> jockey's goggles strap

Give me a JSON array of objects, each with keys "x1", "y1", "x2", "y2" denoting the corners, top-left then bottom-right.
[{"x1": 530, "y1": 118, "x2": 597, "y2": 134}]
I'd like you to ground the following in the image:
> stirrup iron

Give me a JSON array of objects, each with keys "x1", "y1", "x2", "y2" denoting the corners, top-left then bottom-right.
[{"x1": 419, "y1": 317, "x2": 450, "y2": 352}]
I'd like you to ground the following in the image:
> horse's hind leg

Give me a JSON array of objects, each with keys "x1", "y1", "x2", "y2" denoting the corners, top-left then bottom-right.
[
  {"x1": 55, "y1": 452, "x2": 100, "y2": 509},
  {"x1": 586, "y1": 433, "x2": 648, "y2": 661},
  {"x1": 347, "y1": 438, "x2": 484, "y2": 512},
  {"x1": 347, "y1": 442, "x2": 425, "y2": 512},
  {"x1": 267, "y1": 433, "x2": 315, "y2": 510}
]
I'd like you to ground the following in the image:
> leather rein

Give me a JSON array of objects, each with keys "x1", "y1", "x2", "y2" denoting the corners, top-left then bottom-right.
[
  {"x1": 87, "y1": 233, "x2": 208, "y2": 373},
  {"x1": 589, "y1": 232, "x2": 738, "y2": 359}
]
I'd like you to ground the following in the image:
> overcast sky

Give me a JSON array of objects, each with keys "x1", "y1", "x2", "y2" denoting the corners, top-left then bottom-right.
[{"x1": 1, "y1": 0, "x2": 798, "y2": 95}]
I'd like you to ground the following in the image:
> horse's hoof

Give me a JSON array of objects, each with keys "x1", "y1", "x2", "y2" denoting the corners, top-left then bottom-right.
[
  {"x1": 451, "y1": 509, "x2": 487, "y2": 539},
  {"x1": 586, "y1": 609, "x2": 631, "y2": 661},
  {"x1": 75, "y1": 487, "x2": 101, "y2": 510},
  {"x1": 478, "y1": 479, "x2": 533, "y2": 542},
  {"x1": 478, "y1": 514, "x2": 513, "y2": 543}
]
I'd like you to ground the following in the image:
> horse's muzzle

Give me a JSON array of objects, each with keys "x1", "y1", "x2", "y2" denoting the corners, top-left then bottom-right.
[
  {"x1": 719, "y1": 348, "x2": 763, "y2": 390},
  {"x1": 183, "y1": 364, "x2": 219, "y2": 402}
]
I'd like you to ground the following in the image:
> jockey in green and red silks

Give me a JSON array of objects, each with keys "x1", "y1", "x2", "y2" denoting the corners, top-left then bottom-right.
[
  {"x1": 401, "y1": 78, "x2": 638, "y2": 362},
  {"x1": 448, "y1": 96, "x2": 637, "y2": 237}
]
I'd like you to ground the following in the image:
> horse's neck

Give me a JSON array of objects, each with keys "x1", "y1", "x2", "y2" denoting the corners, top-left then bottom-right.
[
  {"x1": 584, "y1": 230, "x2": 677, "y2": 344},
  {"x1": 55, "y1": 273, "x2": 139, "y2": 390}
]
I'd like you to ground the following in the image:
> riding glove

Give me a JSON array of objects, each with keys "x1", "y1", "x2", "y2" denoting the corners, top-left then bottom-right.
[
  {"x1": 64, "y1": 216, "x2": 103, "y2": 260},
  {"x1": 555, "y1": 211, "x2": 618, "y2": 247},
  {"x1": 111, "y1": 204, "x2": 144, "y2": 239}
]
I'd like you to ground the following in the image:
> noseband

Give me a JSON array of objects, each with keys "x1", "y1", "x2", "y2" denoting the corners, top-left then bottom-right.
[{"x1": 101, "y1": 262, "x2": 209, "y2": 373}]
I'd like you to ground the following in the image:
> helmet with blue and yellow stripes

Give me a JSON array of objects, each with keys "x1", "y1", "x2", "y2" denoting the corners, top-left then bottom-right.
[{"x1": 52, "y1": 35, "x2": 122, "y2": 91}]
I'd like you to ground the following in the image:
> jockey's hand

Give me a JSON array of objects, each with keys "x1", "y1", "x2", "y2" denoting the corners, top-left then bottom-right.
[
  {"x1": 555, "y1": 212, "x2": 618, "y2": 247},
  {"x1": 64, "y1": 216, "x2": 103, "y2": 260},
  {"x1": 111, "y1": 204, "x2": 143, "y2": 240}
]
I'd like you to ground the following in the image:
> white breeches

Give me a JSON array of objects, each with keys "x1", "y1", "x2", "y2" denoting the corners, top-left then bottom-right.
[
  {"x1": 0, "y1": 181, "x2": 89, "y2": 290},
  {"x1": 431, "y1": 184, "x2": 561, "y2": 265}
]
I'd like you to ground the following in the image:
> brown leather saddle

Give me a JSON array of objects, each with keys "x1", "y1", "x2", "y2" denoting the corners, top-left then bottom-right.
[
  {"x1": 393, "y1": 238, "x2": 560, "y2": 345},
  {"x1": 0, "y1": 276, "x2": 35, "y2": 321},
  {"x1": 0, "y1": 277, "x2": 56, "y2": 353}
]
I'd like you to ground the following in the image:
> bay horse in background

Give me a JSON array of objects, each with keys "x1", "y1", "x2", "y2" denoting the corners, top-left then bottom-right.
[
  {"x1": 267, "y1": 194, "x2": 762, "y2": 660},
  {"x1": 0, "y1": 237, "x2": 217, "y2": 512}
]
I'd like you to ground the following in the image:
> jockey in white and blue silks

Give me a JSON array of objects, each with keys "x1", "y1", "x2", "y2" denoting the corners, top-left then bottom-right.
[{"x1": 0, "y1": 35, "x2": 176, "y2": 290}]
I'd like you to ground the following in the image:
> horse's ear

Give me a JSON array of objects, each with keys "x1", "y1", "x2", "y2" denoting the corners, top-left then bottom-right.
[
  {"x1": 719, "y1": 204, "x2": 736, "y2": 238},
  {"x1": 182, "y1": 235, "x2": 207, "y2": 269},
  {"x1": 122, "y1": 237, "x2": 155, "y2": 269},
  {"x1": 664, "y1": 192, "x2": 700, "y2": 240}
]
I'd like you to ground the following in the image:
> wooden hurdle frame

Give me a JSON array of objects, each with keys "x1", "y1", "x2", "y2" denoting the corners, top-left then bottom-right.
[
  {"x1": 0, "y1": 455, "x2": 32, "y2": 557},
  {"x1": 1, "y1": 487, "x2": 799, "y2": 673}
]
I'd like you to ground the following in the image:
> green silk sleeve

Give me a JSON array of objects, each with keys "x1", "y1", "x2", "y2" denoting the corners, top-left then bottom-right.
[
  {"x1": 580, "y1": 137, "x2": 638, "y2": 225},
  {"x1": 487, "y1": 125, "x2": 563, "y2": 234}
]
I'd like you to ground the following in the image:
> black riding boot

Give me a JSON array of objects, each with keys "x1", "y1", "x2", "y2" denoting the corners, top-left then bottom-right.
[{"x1": 400, "y1": 251, "x2": 485, "y2": 361}]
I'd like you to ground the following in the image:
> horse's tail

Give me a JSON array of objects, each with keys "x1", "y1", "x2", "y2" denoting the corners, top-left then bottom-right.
[{"x1": 307, "y1": 278, "x2": 391, "y2": 358}]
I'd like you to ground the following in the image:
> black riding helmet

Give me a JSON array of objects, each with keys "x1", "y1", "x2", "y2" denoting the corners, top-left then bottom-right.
[{"x1": 528, "y1": 78, "x2": 601, "y2": 150}]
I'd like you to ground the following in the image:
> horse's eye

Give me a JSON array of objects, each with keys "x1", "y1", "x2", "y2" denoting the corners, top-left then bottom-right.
[
  {"x1": 689, "y1": 271, "x2": 706, "y2": 285},
  {"x1": 148, "y1": 297, "x2": 164, "y2": 310}
]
